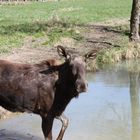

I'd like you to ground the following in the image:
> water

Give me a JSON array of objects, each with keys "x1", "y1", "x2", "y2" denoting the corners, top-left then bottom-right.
[{"x1": 0, "y1": 61, "x2": 140, "y2": 140}]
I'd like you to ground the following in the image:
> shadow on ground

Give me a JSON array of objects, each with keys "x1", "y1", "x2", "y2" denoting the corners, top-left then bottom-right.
[
  {"x1": 0, "y1": 20, "x2": 129, "y2": 36},
  {"x1": 0, "y1": 129, "x2": 43, "y2": 140},
  {"x1": 0, "y1": 20, "x2": 77, "y2": 35}
]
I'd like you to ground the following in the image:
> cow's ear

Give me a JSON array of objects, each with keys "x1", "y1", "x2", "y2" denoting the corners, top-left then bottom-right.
[
  {"x1": 57, "y1": 45, "x2": 71, "y2": 61},
  {"x1": 84, "y1": 50, "x2": 97, "y2": 61}
]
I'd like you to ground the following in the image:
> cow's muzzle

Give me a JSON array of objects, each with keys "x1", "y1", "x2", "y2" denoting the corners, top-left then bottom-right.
[{"x1": 76, "y1": 80, "x2": 88, "y2": 93}]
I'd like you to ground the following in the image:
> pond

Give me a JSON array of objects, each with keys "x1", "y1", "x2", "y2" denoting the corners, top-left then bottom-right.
[{"x1": 0, "y1": 60, "x2": 140, "y2": 140}]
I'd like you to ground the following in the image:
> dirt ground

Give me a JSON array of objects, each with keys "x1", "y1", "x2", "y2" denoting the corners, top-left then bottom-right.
[{"x1": 0, "y1": 19, "x2": 129, "y2": 119}]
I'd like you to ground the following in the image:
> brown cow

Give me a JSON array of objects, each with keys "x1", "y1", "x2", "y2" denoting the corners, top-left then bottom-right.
[{"x1": 0, "y1": 45, "x2": 97, "y2": 140}]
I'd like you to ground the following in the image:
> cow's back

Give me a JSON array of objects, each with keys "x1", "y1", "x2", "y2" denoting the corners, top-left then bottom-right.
[
  {"x1": 0, "y1": 60, "x2": 40, "y2": 112},
  {"x1": 0, "y1": 60, "x2": 58, "y2": 114},
  {"x1": 0, "y1": 60, "x2": 32, "y2": 76}
]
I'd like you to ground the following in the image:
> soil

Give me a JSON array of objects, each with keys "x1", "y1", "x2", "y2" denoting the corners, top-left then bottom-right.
[{"x1": 0, "y1": 19, "x2": 129, "y2": 119}]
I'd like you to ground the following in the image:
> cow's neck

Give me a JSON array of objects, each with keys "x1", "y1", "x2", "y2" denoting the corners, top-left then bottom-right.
[{"x1": 57, "y1": 62, "x2": 76, "y2": 98}]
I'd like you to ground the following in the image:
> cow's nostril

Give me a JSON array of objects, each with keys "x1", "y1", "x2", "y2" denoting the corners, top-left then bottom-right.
[
  {"x1": 76, "y1": 83, "x2": 87, "y2": 93},
  {"x1": 86, "y1": 82, "x2": 88, "y2": 87},
  {"x1": 85, "y1": 80, "x2": 88, "y2": 88},
  {"x1": 84, "y1": 84, "x2": 88, "y2": 92}
]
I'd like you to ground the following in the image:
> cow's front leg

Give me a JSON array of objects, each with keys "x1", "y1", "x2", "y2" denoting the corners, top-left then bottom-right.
[
  {"x1": 41, "y1": 115, "x2": 54, "y2": 140},
  {"x1": 56, "y1": 114, "x2": 69, "y2": 140}
]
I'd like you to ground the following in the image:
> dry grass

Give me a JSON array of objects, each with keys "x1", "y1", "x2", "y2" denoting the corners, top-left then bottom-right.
[{"x1": 97, "y1": 43, "x2": 140, "y2": 65}]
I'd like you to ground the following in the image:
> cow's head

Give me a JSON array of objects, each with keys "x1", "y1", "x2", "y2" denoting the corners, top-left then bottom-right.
[{"x1": 57, "y1": 45, "x2": 97, "y2": 95}]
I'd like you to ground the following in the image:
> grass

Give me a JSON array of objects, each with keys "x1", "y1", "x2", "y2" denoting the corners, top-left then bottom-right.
[
  {"x1": 0, "y1": 0, "x2": 131, "y2": 24},
  {"x1": 0, "y1": 0, "x2": 132, "y2": 53},
  {"x1": 96, "y1": 43, "x2": 140, "y2": 64},
  {"x1": 0, "y1": 33, "x2": 25, "y2": 53},
  {"x1": 86, "y1": 42, "x2": 140, "y2": 71}
]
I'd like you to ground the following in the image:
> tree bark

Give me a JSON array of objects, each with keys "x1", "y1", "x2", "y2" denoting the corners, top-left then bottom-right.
[{"x1": 130, "y1": 0, "x2": 140, "y2": 41}]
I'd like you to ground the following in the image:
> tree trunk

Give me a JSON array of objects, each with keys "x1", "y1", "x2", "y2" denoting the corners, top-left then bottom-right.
[{"x1": 130, "y1": 0, "x2": 140, "y2": 41}]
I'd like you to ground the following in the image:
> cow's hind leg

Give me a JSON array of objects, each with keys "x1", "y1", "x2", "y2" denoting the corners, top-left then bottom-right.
[
  {"x1": 41, "y1": 115, "x2": 54, "y2": 140},
  {"x1": 56, "y1": 114, "x2": 69, "y2": 140}
]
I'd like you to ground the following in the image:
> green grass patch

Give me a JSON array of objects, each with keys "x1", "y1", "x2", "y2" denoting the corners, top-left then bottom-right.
[
  {"x1": 42, "y1": 26, "x2": 84, "y2": 46},
  {"x1": 0, "y1": 0, "x2": 131, "y2": 24},
  {"x1": 0, "y1": 17, "x2": 84, "y2": 50},
  {"x1": 0, "y1": 33, "x2": 25, "y2": 53}
]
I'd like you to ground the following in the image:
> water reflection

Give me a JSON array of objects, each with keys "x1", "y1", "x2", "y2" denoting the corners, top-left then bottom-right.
[
  {"x1": 130, "y1": 72, "x2": 140, "y2": 140},
  {"x1": 0, "y1": 60, "x2": 140, "y2": 140},
  {"x1": 101, "y1": 60, "x2": 140, "y2": 140}
]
